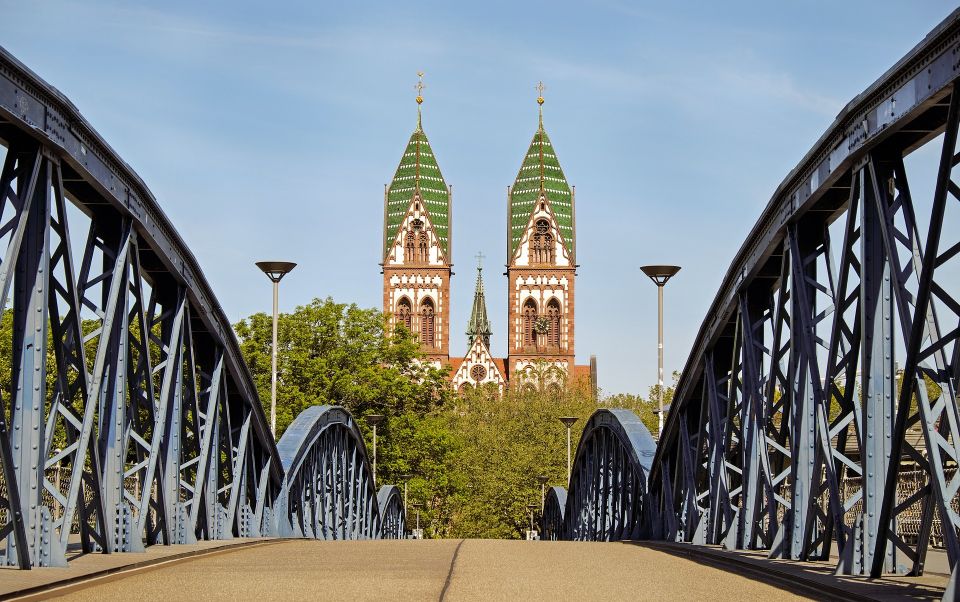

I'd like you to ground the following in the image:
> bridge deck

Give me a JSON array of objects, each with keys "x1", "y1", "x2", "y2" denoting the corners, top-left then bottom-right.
[{"x1": 1, "y1": 540, "x2": 948, "y2": 601}]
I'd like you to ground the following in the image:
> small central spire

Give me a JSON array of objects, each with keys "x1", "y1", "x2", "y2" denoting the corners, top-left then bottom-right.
[{"x1": 466, "y1": 252, "x2": 492, "y2": 349}]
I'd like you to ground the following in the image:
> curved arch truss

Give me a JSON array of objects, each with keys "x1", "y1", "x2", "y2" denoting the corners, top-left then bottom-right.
[
  {"x1": 276, "y1": 406, "x2": 403, "y2": 540},
  {"x1": 647, "y1": 9, "x2": 960, "y2": 582},
  {"x1": 377, "y1": 485, "x2": 406, "y2": 539},
  {"x1": 0, "y1": 47, "x2": 403, "y2": 568},
  {"x1": 556, "y1": 410, "x2": 657, "y2": 541},
  {"x1": 541, "y1": 486, "x2": 566, "y2": 541}
]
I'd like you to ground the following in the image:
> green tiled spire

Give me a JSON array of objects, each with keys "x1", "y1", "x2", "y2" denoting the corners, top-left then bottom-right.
[
  {"x1": 466, "y1": 260, "x2": 492, "y2": 349},
  {"x1": 508, "y1": 101, "x2": 573, "y2": 259},
  {"x1": 384, "y1": 106, "x2": 450, "y2": 260}
]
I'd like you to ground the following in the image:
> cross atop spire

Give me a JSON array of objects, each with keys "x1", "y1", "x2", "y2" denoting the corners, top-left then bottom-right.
[
  {"x1": 415, "y1": 71, "x2": 425, "y2": 129},
  {"x1": 475, "y1": 251, "x2": 486, "y2": 269},
  {"x1": 536, "y1": 81, "x2": 545, "y2": 128}
]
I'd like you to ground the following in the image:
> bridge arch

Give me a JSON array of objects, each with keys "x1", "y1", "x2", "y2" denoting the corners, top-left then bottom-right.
[
  {"x1": 376, "y1": 485, "x2": 406, "y2": 539},
  {"x1": 564, "y1": 409, "x2": 657, "y2": 541},
  {"x1": 541, "y1": 486, "x2": 567, "y2": 540},
  {"x1": 276, "y1": 405, "x2": 396, "y2": 540}
]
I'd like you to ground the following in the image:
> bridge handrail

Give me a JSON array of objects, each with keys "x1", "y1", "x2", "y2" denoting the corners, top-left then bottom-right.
[{"x1": 654, "y1": 7, "x2": 960, "y2": 479}]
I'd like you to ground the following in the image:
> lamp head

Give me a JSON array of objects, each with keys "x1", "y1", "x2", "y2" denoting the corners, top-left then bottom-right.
[
  {"x1": 640, "y1": 265, "x2": 681, "y2": 286},
  {"x1": 256, "y1": 261, "x2": 297, "y2": 283}
]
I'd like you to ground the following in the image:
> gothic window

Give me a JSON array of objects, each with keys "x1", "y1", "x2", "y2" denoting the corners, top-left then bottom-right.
[
  {"x1": 530, "y1": 219, "x2": 554, "y2": 264},
  {"x1": 420, "y1": 298, "x2": 435, "y2": 347},
  {"x1": 471, "y1": 365, "x2": 487, "y2": 382},
  {"x1": 405, "y1": 219, "x2": 426, "y2": 264},
  {"x1": 546, "y1": 299, "x2": 561, "y2": 348},
  {"x1": 396, "y1": 297, "x2": 413, "y2": 331},
  {"x1": 458, "y1": 382, "x2": 471, "y2": 394},
  {"x1": 522, "y1": 298, "x2": 538, "y2": 347},
  {"x1": 418, "y1": 232, "x2": 429, "y2": 263}
]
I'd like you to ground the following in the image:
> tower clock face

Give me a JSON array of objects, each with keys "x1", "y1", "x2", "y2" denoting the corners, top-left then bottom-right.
[{"x1": 471, "y1": 365, "x2": 487, "y2": 381}]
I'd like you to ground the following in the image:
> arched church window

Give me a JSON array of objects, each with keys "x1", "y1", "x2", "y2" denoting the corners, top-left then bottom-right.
[
  {"x1": 530, "y1": 219, "x2": 554, "y2": 264},
  {"x1": 546, "y1": 299, "x2": 561, "y2": 348},
  {"x1": 418, "y1": 232, "x2": 429, "y2": 263},
  {"x1": 458, "y1": 382, "x2": 471, "y2": 394},
  {"x1": 420, "y1": 298, "x2": 435, "y2": 347},
  {"x1": 522, "y1": 298, "x2": 538, "y2": 347},
  {"x1": 405, "y1": 219, "x2": 426, "y2": 264},
  {"x1": 471, "y1": 365, "x2": 487, "y2": 382},
  {"x1": 396, "y1": 297, "x2": 413, "y2": 331}
]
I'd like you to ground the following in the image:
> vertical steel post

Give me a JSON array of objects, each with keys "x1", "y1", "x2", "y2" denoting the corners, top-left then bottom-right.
[{"x1": 271, "y1": 279, "x2": 279, "y2": 437}]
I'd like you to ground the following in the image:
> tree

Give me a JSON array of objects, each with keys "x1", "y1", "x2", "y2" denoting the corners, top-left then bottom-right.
[{"x1": 234, "y1": 297, "x2": 450, "y2": 437}]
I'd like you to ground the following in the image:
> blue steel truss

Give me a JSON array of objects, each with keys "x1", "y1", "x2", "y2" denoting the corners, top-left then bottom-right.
[
  {"x1": 548, "y1": 410, "x2": 657, "y2": 541},
  {"x1": 0, "y1": 46, "x2": 403, "y2": 568},
  {"x1": 551, "y1": 9, "x2": 960, "y2": 593}
]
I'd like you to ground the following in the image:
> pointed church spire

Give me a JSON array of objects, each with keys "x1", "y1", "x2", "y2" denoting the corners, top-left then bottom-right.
[
  {"x1": 508, "y1": 83, "x2": 574, "y2": 258},
  {"x1": 384, "y1": 72, "x2": 450, "y2": 260},
  {"x1": 466, "y1": 253, "x2": 492, "y2": 349}
]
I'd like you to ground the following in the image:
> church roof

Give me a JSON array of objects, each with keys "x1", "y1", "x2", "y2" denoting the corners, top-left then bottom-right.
[
  {"x1": 466, "y1": 262, "x2": 492, "y2": 348},
  {"x1": 384, "y1": 111, "x2": 450, "y2": 260},
  {"x1": 509, "y1": 107, "x2": 573, "y2": 258}
]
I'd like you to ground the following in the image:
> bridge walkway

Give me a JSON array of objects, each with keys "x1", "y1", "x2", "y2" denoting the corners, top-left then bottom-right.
[{"x1": 1, "y1": 540, "x2": 948, "y2": 601}]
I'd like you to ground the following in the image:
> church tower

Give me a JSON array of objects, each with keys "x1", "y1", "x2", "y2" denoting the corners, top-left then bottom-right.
[
  {"x1": 382, "y1": 74, "x2": 452, "y2": 365},
  {"x1": 505, "y1": 85, "x2": 577, "y2": 385}
]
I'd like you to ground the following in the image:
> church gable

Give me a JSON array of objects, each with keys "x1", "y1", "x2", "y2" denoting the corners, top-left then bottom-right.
[
  {"x1": 451, "y1": 337, "x2": 506, "y2": 391},
  {"x1": 385, "y1": 196, "x2": 448, "y2": 266},
  {"x1": 510, "y1": 195, "x2": 573, "y2": 267}
]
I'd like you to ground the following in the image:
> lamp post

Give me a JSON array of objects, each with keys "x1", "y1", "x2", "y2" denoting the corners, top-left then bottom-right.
[
  {"x1": 411, "y1": 502, "x2": 423, "y2": 539},
  {"x1": 527, "y1": 503, "x2": 540, "y2": 539},
  {"x1": 559, "y1": 417, "x2": 579, "y2": 484},
  {"x1": 537, "y1": 475, "x2": 549, "y2": 513},
  {"x1": 255, "y1": 261, "x2": 297, "y2": 438},
  {"x1": 399, "y1": 473, "x2": 413, "y2": 513},
  {"x1": 640, "y1": 265, "x2": 681, "y2": 436},
  {"x1": 366, "y1": 414, "x2": 385, "y2": 485}
]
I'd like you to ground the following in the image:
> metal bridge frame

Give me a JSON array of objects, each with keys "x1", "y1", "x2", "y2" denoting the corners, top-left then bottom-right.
[
  {"x1": 0, "y1": 46, "x2": 403, "y2": 568},
  {"x1": 648, "y1": 8, "x2": 960, "y2": 582},
  {"x1": 548, "y1": 11, "x2": 960, "y2": 595}
]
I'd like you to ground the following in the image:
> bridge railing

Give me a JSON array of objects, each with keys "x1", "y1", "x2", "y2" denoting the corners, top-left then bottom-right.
[
  {"x1": 0, "y1": 45, "x2": 403, "y2": 569},
  {"x1": 647, "y1": 7, "x2": 960, "y2": 582}
]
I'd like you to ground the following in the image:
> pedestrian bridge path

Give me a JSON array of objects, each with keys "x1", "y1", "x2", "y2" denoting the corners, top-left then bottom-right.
[{"x1": 0, "y1": 539, "x2": 947, "y2": 601}]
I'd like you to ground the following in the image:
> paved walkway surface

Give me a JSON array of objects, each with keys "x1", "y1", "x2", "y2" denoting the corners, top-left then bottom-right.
[{"x1": 0, "y1": 539, "x2": 949, "y2": 601}]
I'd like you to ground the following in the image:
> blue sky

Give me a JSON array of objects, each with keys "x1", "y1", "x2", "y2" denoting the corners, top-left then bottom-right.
[{"x1": 2, "y1": 1, "x2": 955, "y2": 395}]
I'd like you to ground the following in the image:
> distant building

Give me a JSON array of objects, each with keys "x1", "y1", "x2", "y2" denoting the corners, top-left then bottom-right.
[{"x1": 381, "y1": 78, "x2": 594, "y2": 392}]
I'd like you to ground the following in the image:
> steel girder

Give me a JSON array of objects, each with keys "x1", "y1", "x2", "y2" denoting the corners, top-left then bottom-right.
[
  {"x1": 553, "y1": 409, "x2": 657, "y2": 541},
  {"x1": 650, "y1": 8, "x2": 960, "y2": 582},
  {"x1": 275, "y1": 405, "x2": 402, "y2": 540},
  {"x1": 541, "y1": 486, "x2": 567, "y2": 541},
  {"x1": 377, "y1": 485, "x2": 406, "y2": 539},
  {"x1": 0, "y1": 46, "x2": 287, "y2": 567}
]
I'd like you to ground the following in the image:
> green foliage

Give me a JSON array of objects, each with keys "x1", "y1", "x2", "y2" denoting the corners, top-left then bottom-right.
[{"x1": 234, "y1": 297, "x2": 451, "y2": 437}]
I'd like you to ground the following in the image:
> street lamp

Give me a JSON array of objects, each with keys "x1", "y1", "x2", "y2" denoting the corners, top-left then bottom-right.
[
  {"x1": 640, "y1": 265, "x2": 681, "y2": 436},
  {"x1": 536, "y1": 475, "x2": 549, "y2": 513},
  {"x1": 411, "y1": 502, "x2": 423, "y2": 539},
  {"x1": 559, "y1": 417, "x2": 579, "y2": 484},
  {"x1": 256, "y1": 261, "x2": 297, "y2": 437},
  {"x1": 399, "y1": 474, "x2": 413, "y2": 513},
  {"x1": 527, "y1": 503, "x2": 540, "y2": 539},
  {"x1": 366, "y1": 414, "x2": 385, "y2": 485}
]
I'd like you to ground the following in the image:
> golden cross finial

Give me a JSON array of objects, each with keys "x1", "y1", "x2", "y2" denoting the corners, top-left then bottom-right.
[
  {"x1": 416, "y1": 72, "x2": 425, "y2": 105},
  {"x1": 536, "y1": 81, "x2": 545, "y2": 105}
]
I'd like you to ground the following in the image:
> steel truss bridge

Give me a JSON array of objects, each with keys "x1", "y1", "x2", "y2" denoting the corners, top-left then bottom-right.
[
  {"x1": 0, "y1": 47, "x2": 404, "y2": 569},
  {"x1": 545, "y1": 8, "x2": 960, "y2": 595}
]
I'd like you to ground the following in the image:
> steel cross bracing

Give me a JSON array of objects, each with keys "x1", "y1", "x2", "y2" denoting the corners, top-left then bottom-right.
[
  {"x1": 643, "y1": 7, "x2": 960, "y2": 588},
  {"x1": 275, "y1": 406, "x2": 401, "y2": 540},
  {"x1": 547, "y1": 410, "x2": 658, "y2": 542},
  {"x1": 0, "y1": 47, "x2": 405, "y2": 568}
]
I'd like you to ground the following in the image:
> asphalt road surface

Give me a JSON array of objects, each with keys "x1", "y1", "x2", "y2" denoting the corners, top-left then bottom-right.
[{"x1": 49, "y1": 539, "x2": 808, "y2": 601}]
